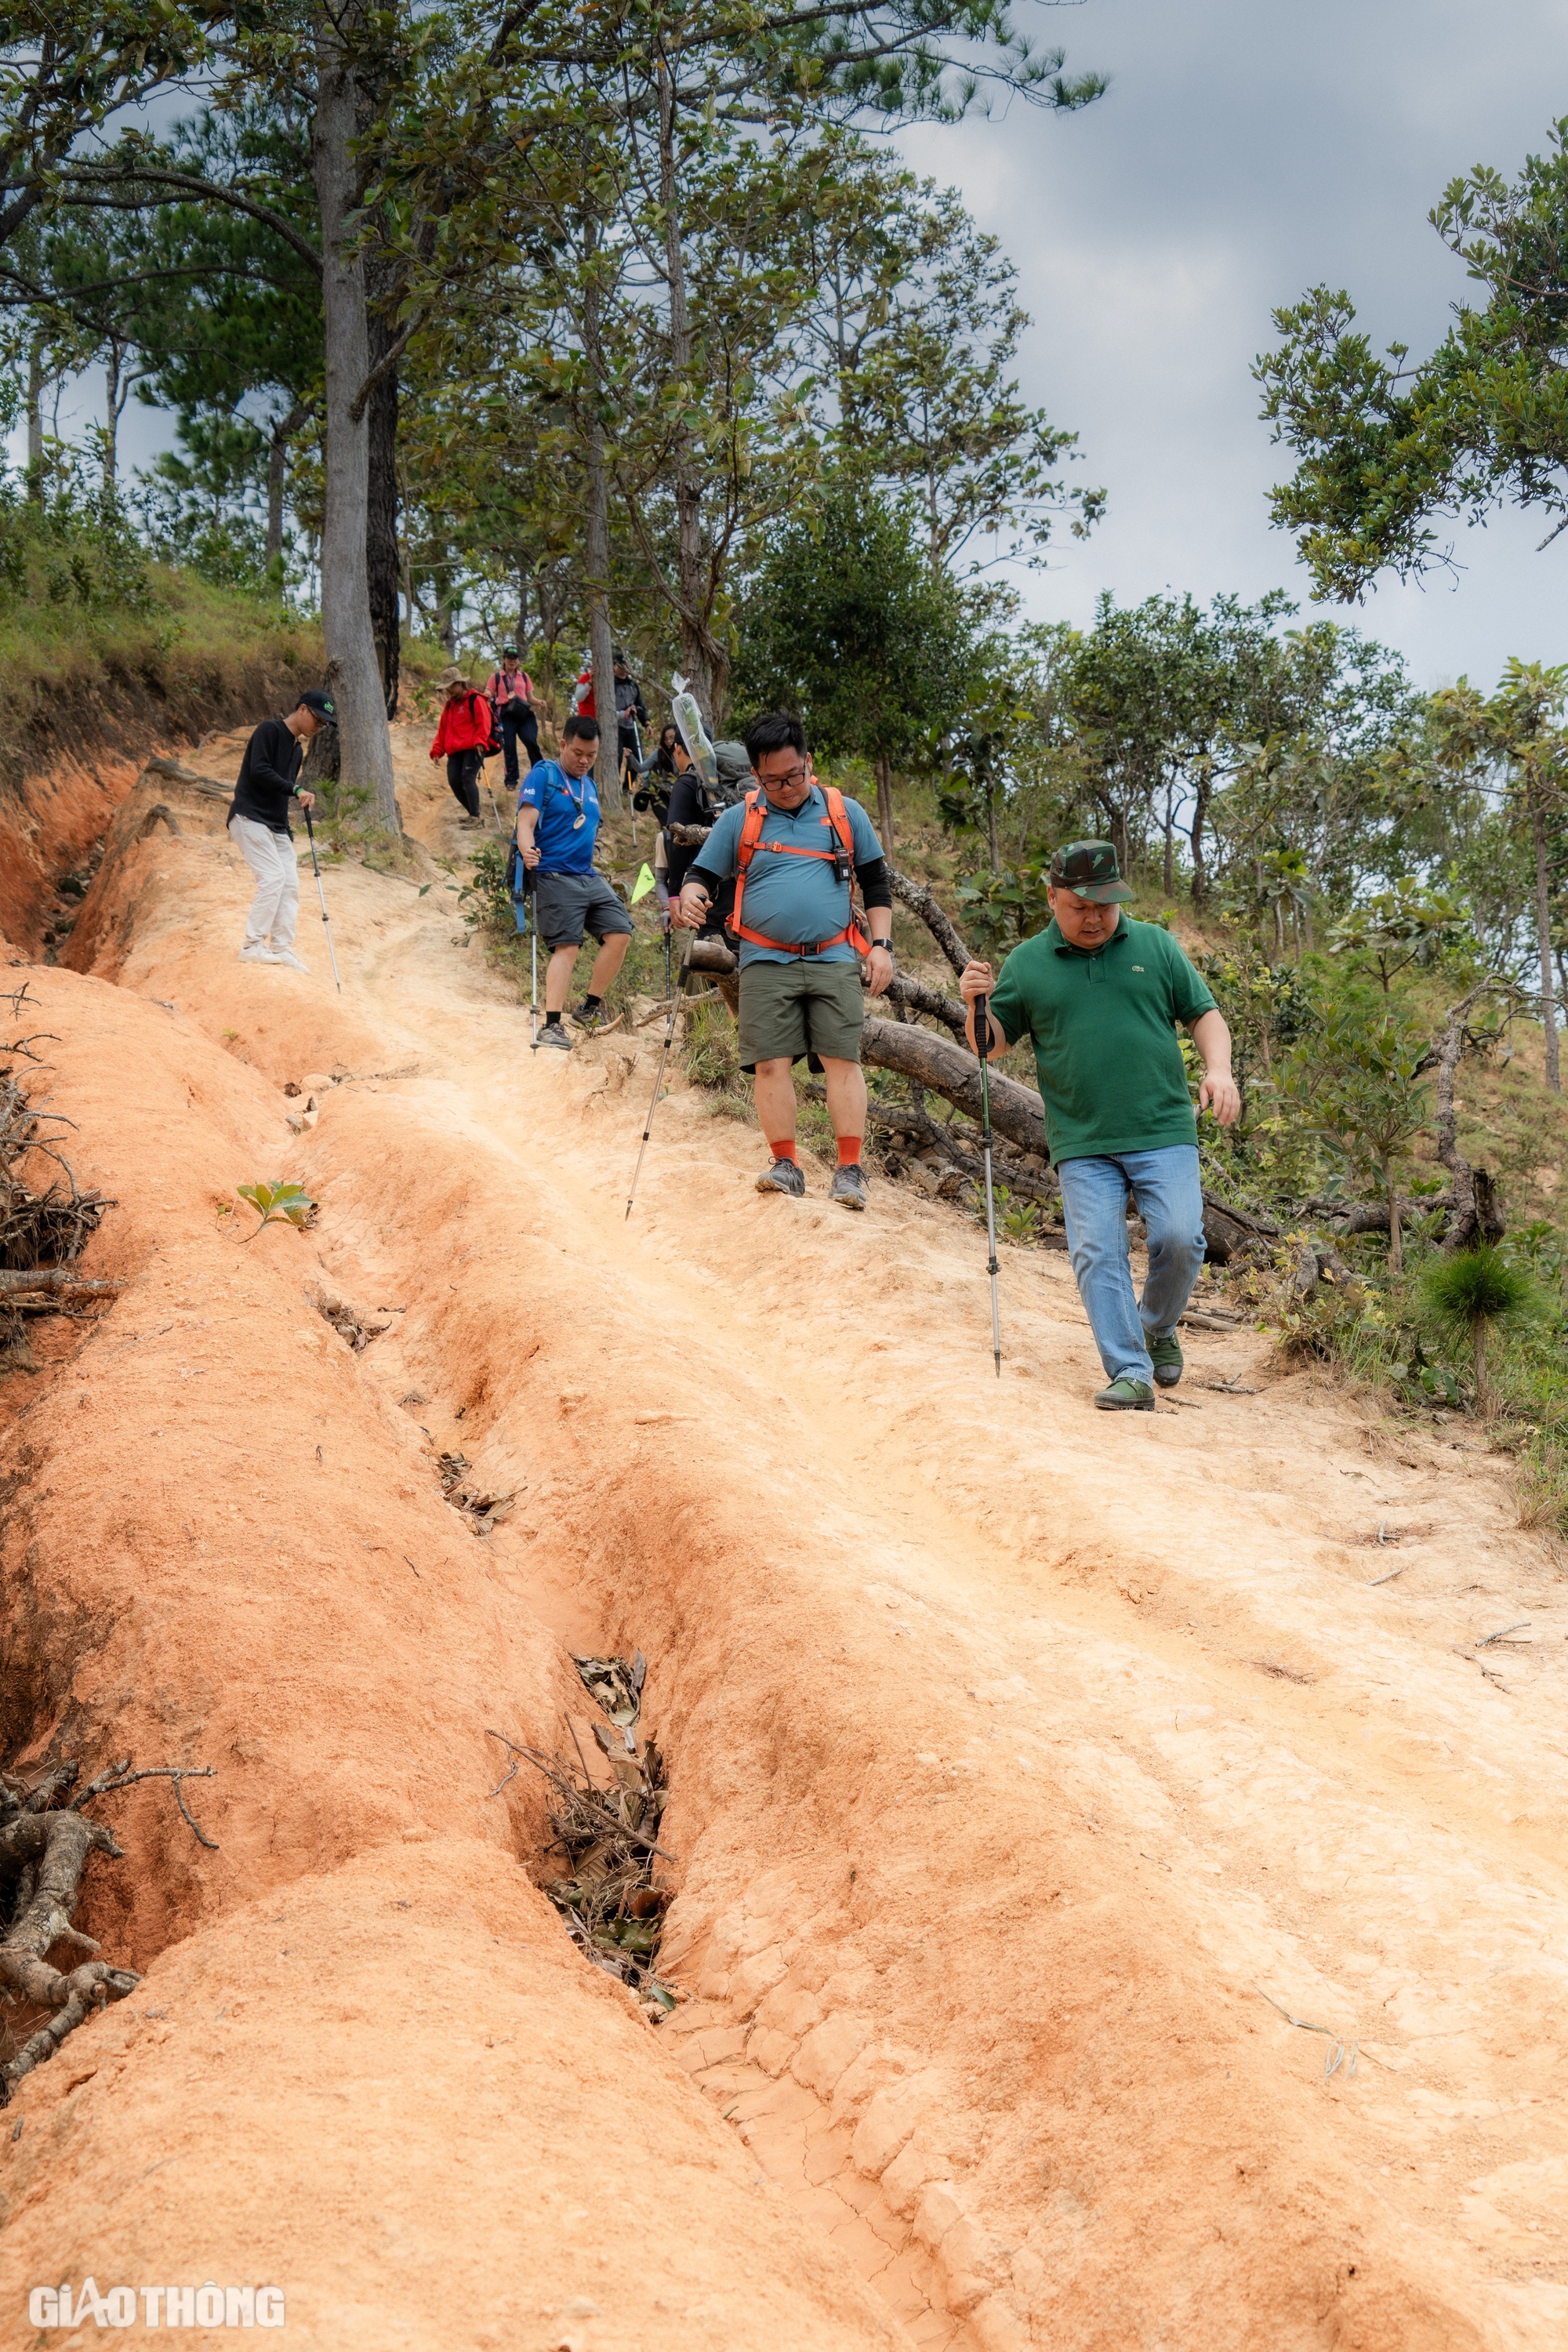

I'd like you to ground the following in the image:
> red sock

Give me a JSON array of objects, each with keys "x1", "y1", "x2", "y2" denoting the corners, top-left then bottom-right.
[
  {"x1": 837, "y1": 1135, "x2": 862, "y2": 1167},
  {"x1": 768, "y1": 1140, "x2": 798, "y2": 1165}
]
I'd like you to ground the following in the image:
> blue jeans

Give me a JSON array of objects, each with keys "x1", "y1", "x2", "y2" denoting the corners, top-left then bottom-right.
[{"x1": 1055, "y1": 1146, "x2": 1207, "y2": 1387}]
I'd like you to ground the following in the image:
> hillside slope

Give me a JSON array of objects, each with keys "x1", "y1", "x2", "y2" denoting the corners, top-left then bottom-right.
[{"x1": 0, "y1": 724, "x2": 1562, "y2": 2349}]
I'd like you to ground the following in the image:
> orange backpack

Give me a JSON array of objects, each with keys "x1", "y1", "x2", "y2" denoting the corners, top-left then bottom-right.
[{"x1": 728, "y1": 785, "x2": 869, "y2": 957}]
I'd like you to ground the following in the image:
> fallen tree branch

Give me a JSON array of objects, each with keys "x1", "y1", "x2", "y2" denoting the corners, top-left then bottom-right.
[
  {"x1": 887, "y1": 869, "x2": 975, "y2": 978},
  {"x1": 804, "y1": 1084, "x2": 1059, "y2": 1207},
  {"x1": 860, "y1": 1017, "x2": 1049, "y2": 1157},
  {"x1": 684, "y1": 935, "x2": 1047, "y2": 1152},
  {"x1": 880, "y1": 970, "x2": 967, "y2": 1037},
  {"x1": 1303, "y1": 1192, "x2": 1455, "y2": 1236},
  {"x1": 0, "y1": 1269, "x2": 121, "y2": 1296}
]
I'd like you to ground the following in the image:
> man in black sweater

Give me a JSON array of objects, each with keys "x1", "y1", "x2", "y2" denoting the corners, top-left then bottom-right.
[{"x1": 227, "y1": 690, "x2": 333, "y2": 969}]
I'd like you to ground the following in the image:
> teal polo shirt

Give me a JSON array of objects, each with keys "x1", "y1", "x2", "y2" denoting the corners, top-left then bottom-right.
[
  {"x1": 691, "y1": 786, "x2": 882, "y2": 966},
  {"x1": 988, "y1": 915, "x2": 1218, "y2": 1164}
]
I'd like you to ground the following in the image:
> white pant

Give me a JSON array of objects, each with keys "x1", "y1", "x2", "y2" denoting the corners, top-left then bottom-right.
[{"x1": 230, "y1": 815, "x2": 299, "y2": 950}]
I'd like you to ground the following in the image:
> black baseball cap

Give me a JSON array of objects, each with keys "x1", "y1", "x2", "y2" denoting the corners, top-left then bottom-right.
[{"x1": 299, "y1": 689, "x2": 336, "y2": 720}]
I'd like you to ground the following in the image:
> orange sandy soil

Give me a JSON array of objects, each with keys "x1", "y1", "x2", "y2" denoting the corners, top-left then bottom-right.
[{"x1": 0, "y1": 725, "x2": 1563, "y2": 2350}]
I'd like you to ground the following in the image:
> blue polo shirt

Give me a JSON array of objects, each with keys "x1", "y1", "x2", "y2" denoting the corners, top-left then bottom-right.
[
  {"x1": 692, "y1": 786, "x2": 882, "y2": 965},
  {"x1": 518, "y1": 759, "x2": 601, "y2": 875}
]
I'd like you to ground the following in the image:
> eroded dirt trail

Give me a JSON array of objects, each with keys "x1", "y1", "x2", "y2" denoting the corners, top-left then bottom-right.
[{"x1": 2, "y1": 731, "x2": 1565, "y2": 2350}]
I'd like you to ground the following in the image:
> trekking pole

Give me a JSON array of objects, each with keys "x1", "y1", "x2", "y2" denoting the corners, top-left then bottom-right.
[
  {"x1": 525, "y1": 863, "x2": 539, "y2": 1052},
  {"x1": 301, "y1": 808, "x2": 342, "y2": 994},
  {"x1": 975, "y1": 993, "x2": 1001, "y2": 1377},
  {"x1": 626, "y1": 927, "x2": 690, "y2": 1221}
]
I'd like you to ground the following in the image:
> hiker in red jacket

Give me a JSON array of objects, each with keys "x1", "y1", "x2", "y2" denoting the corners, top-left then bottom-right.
[{"x1": 430, "y1": 666, "x2": 495, "y2": 826}]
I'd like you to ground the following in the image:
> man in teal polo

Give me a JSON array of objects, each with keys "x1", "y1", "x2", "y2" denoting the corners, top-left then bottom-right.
[{"x1": 960, "y1": 840, "x2": 1240, "y2": 1410}]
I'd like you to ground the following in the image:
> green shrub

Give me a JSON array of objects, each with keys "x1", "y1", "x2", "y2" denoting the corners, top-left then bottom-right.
[
  {"x1": 684, "y1": 996, "x2": 742, "y2": 1094},
  {"x1": 1419, "y1": 1245, "x2": 1536, "y2": 1412}
]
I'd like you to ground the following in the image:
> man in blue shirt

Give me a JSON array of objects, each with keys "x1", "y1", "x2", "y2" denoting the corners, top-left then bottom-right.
[
  {"x1": 517, "y1": 713, "x2": 633, "y2": 1050},
  {"x1": 675, "y1": 712, "x2": 895, "y2": 1208}
]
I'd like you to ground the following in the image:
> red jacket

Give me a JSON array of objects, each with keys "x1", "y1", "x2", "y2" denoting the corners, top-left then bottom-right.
[{"x1": 430, "y1": 691, "x2": 495, "y2": 758}]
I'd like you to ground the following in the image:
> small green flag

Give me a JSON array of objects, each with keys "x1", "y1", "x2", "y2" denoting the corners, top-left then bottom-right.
[{"x1": 630, "y1": 862, "x2": 657, "y2": 904}]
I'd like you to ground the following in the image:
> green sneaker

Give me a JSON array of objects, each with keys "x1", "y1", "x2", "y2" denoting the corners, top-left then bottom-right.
[
  {"x1": 1094, "y1": 1377, "x2": 1156, "y2": 1412},
  {"x1": 1149, "y1": 1332, "x2": 1183, "y2": 1388}
]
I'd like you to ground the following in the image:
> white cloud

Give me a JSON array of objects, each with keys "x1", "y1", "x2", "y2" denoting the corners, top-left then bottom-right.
[{"x1": 898, "y1": 0, "x2": 1568, "y2": 685}]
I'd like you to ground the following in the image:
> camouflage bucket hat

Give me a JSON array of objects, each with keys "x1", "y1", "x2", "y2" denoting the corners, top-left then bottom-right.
[{"x1": 1049, "y1": 839, "x2": 1134, "y2": 904}]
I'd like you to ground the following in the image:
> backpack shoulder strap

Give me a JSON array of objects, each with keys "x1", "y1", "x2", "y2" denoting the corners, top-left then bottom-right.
[
  {"x1": 735, "y1": 786, "x2": 766, "y2": 870},
  {"x1": 822, "y1": 786, "x2": 855, "y2": 858},
  {"x1": 731, "y1": 789, "x2": 765, "y2": 935}
]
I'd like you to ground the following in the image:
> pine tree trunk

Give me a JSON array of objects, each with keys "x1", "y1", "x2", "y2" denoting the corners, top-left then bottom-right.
[
  {"x1": 267, "y1": 400, "x2": 312, "y2": 568},
  {"x1": 874, "y1": 753, "x2": 895, "y2": 855},
  {"x1": 657, "y1": 65, "x2": 715, "y2": 722},
  {"x1": 1530, "y1": 793, "x2": 1559, "y2": 1091},
  {"x1": 365, "y1": 262, "x2": 401, "y2": 719},
  {"x1": 1189, "y1": 785, "x2": 1210, "y2": 903},
  {"x1": 1472, "y1": 1317, "x2": 1489, "y2": 1416},
  {"x1": 103, "y1": 343, "x2": 122, "y2": 486},
  {"x1": 25, "y1": 337, "x2": 43, "y2": 492},
  {"x1": 310, "y1": 1, "x2": 400, "y2": 833},
  {"x1": 581, "y1": 233, "x2": 619, "y2": 804}
]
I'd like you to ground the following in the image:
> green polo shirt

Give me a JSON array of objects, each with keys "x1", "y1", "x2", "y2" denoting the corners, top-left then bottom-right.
[{"x1": 988, "y1": 915, "x2": 1217, "y2": 1165}]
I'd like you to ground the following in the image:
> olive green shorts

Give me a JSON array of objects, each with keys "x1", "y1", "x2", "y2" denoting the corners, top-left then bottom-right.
[{"x1": 736, "y1": 957, "x2": 865, "y2": 1073}]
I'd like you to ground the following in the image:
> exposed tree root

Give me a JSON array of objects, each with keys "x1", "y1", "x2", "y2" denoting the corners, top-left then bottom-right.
[{"x1": 0, "y1": 1759, "x2": 216, "y2": 2097}]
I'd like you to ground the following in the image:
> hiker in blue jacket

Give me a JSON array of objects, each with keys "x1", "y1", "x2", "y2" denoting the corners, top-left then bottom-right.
[{"x1": 517, "y1": 713, "x2": 633, "y2": 1050}]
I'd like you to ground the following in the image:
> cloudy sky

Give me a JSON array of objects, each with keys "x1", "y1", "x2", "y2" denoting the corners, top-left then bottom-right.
[
  {"x1": 13, "y1": 0, "x2": 1562, "y2": 692},
  {"x1": 901, "y1": 0, "x2": 1565, "y2": 690}
]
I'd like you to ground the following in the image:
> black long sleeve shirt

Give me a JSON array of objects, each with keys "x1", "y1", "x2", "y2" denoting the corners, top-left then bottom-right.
[
  {"x1": 229, "y1": 717, "x2": 305, "y2": 834},
  {"x1": 663, "y1": 769, "x2": 713, "y2": 894}
]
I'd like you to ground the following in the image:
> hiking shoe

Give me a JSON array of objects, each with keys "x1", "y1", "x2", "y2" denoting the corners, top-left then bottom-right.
[
  {"x1": 569, "y1": 1000, "x2": 618, "y2": 1033},
  {"x1": 1094, "y1": 1377, "x2": 1156, "y2": 1412},
  {"x1": 272, "y1": 948, "x2": 310, "y2": 973},
  {"x1": 535, "y1": 1022, "x2": 572, "y2": 1052},
  {"x1": 755, "y1": 1156, "x2": 805, "y2": 1198},
  {"x1": 830, "y1": 1162, "x2": 869, "y2": 1210},
  {"x1": 238, "y1": 944, "x2": 282, "y2": 964},
  {"x1": 1149, "y1": 1331, "x2": 1183, "y2": 1388}
]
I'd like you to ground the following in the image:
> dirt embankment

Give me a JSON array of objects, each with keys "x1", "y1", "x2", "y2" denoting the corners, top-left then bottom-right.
[
  {"x1": 0, "y1": 621, "x2": 321, "y2": 960},
  {"x1": 0, "y1": 729, "x2": 1564, "y2": 2350}
]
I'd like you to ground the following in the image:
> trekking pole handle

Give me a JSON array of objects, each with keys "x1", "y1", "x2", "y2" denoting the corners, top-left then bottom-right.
[{"x1": 975, "y1": 992, "x2": 989, "y2": 1064}]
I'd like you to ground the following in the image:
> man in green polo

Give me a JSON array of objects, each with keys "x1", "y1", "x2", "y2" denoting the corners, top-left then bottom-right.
[{"x1": 960, "y1": 840, "x2": 1240, "y2": 1410}]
